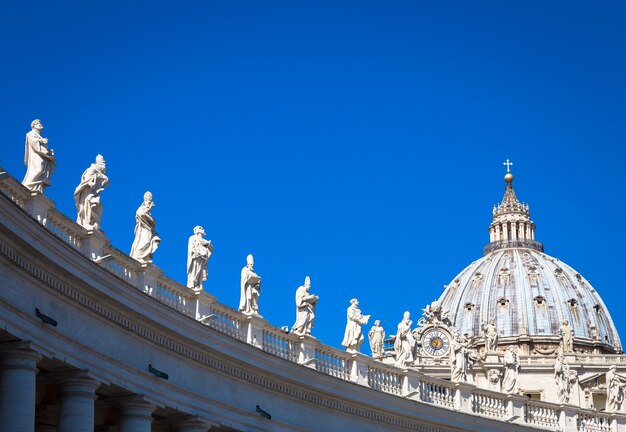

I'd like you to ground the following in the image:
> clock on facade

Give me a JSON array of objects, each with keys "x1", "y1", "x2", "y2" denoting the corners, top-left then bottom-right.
[{"x1": 422, "y1": 328, "x2": 451, "y2": 357}]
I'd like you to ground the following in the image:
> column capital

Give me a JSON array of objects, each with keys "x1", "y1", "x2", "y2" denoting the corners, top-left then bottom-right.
[
  {"x1": 173, "y1": 415, "x2": 214, "y2": 432},
  {"x1": 117, "y1": 395, "x2": 156, "y2": 421},
  {"x1": 0, "y1": 343, "x2": 42, "y2": 372},
  {"x1": 56, "y1": 370, "x2": 100, "y2": 400}
]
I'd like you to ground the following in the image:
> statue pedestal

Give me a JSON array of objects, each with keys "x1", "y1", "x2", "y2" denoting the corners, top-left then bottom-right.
[
  {"x1": 24, "y1": 191, "x2": 54, "y2": 225},
  {"x1": 297, "y1": 335, "x2": 317, "y2": 369},
  {"x1": 82, "y1": 229, "x2": 110, "y2": 261},
  {"x1": 242, "y1": 314, "x2": 267, "y2": 349},
  {"x1": 190, "y1": 290, "x2": 217, "y2": 321}
]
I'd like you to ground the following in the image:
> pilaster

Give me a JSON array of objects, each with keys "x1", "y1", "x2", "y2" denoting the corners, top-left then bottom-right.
[
  {"x1": 558, "y1": 405, "x2": 578, "y2": 432},
  {"x1": 454, "y1": 382, "x2": 474, "y2": 413},
  {"x1": 297, "y1": 335, "x2": 318, "y2": 369},
  {"x1": 81, "y1": 229, "x2": 110, "y2": 261},
  {"x1": 505, "y1": 394, "x2": 527, "y2": 425},
  {"x1": 243, "y1": 314, "x2": 266, "y2": 348},
  {"x1": 349, "y1": 354, "x2": 369, "y2": 386},
  {"x1": 24, "y1": 192, "x2": 54, "y2": 225}
]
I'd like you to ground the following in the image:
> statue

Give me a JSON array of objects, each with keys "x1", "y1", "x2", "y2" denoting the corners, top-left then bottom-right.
[
  {"x1": 341, "y1": 298, "x2": 371, "y2": 354},
  {"x1": 186, "y1": 226, "x2": 213, "y2": 291},
  {"x1": 129, "y1": 191, "x2": 160, "y2": 263},
  {"x1": 450, "y1": 334, "x2": 472, "y2": 382},
  {"x1": 368, "y1": 320, "x2": 385, "y2": 360},
  {"x1": 239, "y1": 254, "x2": 261, "y2": 315},
  {"x1": 559, "y1": 319, "x2": 574, "y2": 354},
  {"x1": 482, "y1": 318, "x2": 500, "y2": 352},
  {"x1": 502, "y1": 346, "x2": 520, "y2": 394},
  {"x1": 22, "y1": 119, "x2": 56, "y2": 193},
  {"x1": 419, "y1": 300, "x2": 450, "y2": 326},
  {"x1": 73, "y1": 155, "x2": 109, "y2": 230},
  {"x1": 394, "y1": 311, "x2": 416, "y2": 368},
  {"x1": 291, "y1": 276, "x2": 318, "y2": 335},
  {"x1": 606, "y1": 366, "x2": 626, "y2": 412},
  {"x1": 554, "y1": 355, "x2": 571, "y2": 403}
]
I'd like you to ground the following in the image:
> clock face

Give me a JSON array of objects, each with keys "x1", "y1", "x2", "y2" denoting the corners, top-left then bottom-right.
[{"x1": 422, "y1": 329, "x2": 451, "y2": 357}]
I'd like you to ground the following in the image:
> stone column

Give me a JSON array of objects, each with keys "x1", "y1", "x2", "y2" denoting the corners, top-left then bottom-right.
[
  {"x1": 511, "y1": 222, "x2": 517, "y2": 240},
  {"x1": 173, "y1": 416, "x2": 213, "y2": 432},
  {"x1": 118, "y1": 397, "x2": 155, "y2": 432},
  {"x1": 57, "y1": 372, "x2": 100, "y2": 432},
  {"x1": 0, "y1": 346, "x2": 42, "y2": 432},
  {"x1": 502, "y1": 223, "x2": 509, "y2": 241}
]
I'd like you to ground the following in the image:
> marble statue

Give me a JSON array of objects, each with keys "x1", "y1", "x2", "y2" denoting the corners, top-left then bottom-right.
[
  {"x1": 129, "y1": 191, "x2": 160, "y2": 263},
  {"x1": 502, "y1": 346, "x2": 520, "y2": 394},
  {"x1": 22, "y1": 119, "x2": 56, "y2": 193},
  {"x1": 239, "y1": 254, "x2": 261, "y2": 315},
  {"x1": 186, "y1": 226, "x2": 213, "y2": 291},
  {"x1": 341, "y1": 298, "x2": 371, "y2": 354},
  {"x1": 450, "y1": 334, "x2": 472, "y2": 382},
  {"x1": 73, "y1": 155, "x2": 109, "y2": 230},
  {"x1": 291, "y1": 276, "x2": 318, "y2": 336},
  {"x1": 560, "y1": 319, "x2": 574, "y2": 354},
  {"x1": 394, "y1": 311, "x2": 416, "y2": 368},
  {"x1": 368, "y1": 320, "x2": 385, "y2": 360},
  {"x1": 606, "y1": 365, "x2": 626, "y2": 412},
  {"x1": 419, "y1": 300, "x2": 450, "y2": 326},
  {"x1": 554, "y1": 355, "x2": 571, "y2": 403},
  {"x1": 482, "y1": 318, "x2": 500, "y2": 352}
]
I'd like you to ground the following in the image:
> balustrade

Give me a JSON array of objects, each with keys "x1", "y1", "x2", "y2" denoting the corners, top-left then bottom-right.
[
  {"x1": 262, "y1": 328, "x2": 299, "y2": 362},
  {"x1": 577, "y1": 412, "x2": 613, "y2": 432},
  {"x1": 524, "y1": 400, "x2": 559, "y2": 428},
  {"x1": 46, "y1": 209, "x2": 83, "y2": 251},
  {"x1": 471, "y1": 391, "x2": 507, "y2": 419},
  {"x1": 419, "y1": 378, "x2": 455, "y2": 408},
  {"x1": 315, "y1": 347, "x2": 351, "y2": 380},
  {"x1": 368, "y1": 364, "x2": 403, "y2": 395}
]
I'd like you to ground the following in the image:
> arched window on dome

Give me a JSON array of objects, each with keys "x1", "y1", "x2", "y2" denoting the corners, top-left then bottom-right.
[{"x1": 496, "y1": 298, "x2": 510, "y2": 336}]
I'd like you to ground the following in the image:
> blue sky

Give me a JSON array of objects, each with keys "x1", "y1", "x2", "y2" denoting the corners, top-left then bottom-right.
[{"x1": 1, "y1": 1, "x2": 625, "y2": 352}]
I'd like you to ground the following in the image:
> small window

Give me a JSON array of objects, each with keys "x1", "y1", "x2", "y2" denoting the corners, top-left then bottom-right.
[
  {"x1": 524, "y1": 392, "x2": 542, "y2": 401},
  {"x1": 568, "y1": 298, "x2": 578, "y2": 308},
  {"x1": 534, "y1": 296, "x2": 546, "y2": 306},
  {"x1": 464, "y1": 303, "x2": 475, "y2": 312},
  {"x1": 593, "y1": 304, "x2": 602, "y2": 313},
  {"x1": 498, "y1": 298, "x2": 509, "y2": 307}
]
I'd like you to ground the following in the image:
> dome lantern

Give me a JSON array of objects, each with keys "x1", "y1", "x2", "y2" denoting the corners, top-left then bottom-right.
[{"x1": 484, "y1": 160, "x2": 543, "y2": 255}]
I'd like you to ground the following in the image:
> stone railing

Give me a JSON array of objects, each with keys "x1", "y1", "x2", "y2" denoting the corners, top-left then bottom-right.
[{"x1": 2, "y1": 166, "x2": 626, "y2": 432}]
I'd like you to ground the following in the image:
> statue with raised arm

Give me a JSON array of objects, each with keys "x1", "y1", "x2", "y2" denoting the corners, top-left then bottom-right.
[
  {"x1": 502, "y1": 346, "x2": 520, "y2": 394},
  {"x1": 130, "y1": 191, "x2": 160, "y2": 262},
  {"x1": 291, "y1": 276, "x2": 318, "y2": 336},
  {"x1": 186, "y1": 226, "x2": 213, "y2": 291},
  {"x1": 554, "y1": 355, "x2": 572, "y2": 403},
  {"x1": 74, "y1": 154, "x2": 109, "y2": 230},
  {"x1": 606, "y1": 366, "x2": 626, "y2": 412},
  {"x1": 394, "y1": 311, "x2": 416, "y2": 368},
  {"x1": 368, "y1": 320, "x2": 385, "y2": 360},
  {"x1": 560, "y1": 319, "x2": 574, "y2": 354},
  {"x1": 239, "y1": 254, "x2": 261, "y2": 315},
  {"x1": 482, "y1": 318, "x2": 500, "y2": 352},
  {"x1": 341, "y1": 298, "x2": 371, "y2": 353},
  {"x1": 22, "y1": 119, "x2": 56, "y2": 193}
]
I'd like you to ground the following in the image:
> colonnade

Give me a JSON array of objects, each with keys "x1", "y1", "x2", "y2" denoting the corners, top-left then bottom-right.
[
  {"x1": 0, "y1": 343, "x2": 217, "y2": 432},
  {"x1": 489, "y1": 221, "x2": 536, "y2": 243}
]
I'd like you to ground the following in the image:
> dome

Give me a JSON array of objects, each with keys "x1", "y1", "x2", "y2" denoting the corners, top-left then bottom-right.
[{"x1": 437, "y1": 167, "x2": 622, "y2": 354}]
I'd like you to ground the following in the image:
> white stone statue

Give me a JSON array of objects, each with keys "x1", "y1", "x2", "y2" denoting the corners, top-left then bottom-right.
[
  {"x1": 22, "y1": 119, "x2": 56, "y2": 193},
  {"x1": 73, "y1": 155, "x2": 109, "y2": 230},
  {"x1": 606, "y1": 366, "x2": 626, "y2": 412},
  {"x1": 368, "y1": 320, "x2": 385, "y2": 360},
  {"x1": 186, "y1": 226, "x2": 213, "y2": 291},
  {"x1": 560, "y1": 319, "x2": 574, "y2": 354},
  {"x1": 239, "y1": 254, "x2": 261, "y2": 315},
  {"x1": 482, "y1": 318, "x2": 500, "y2": 352},
  {"x1": 129, "y1": 191, "x2": 160, "y2": 263},
  {"x1": 554, "y1": 355, "x2": 571, "y2": 403},
  {"x1": 291, "y1": 276, "x2": 318, "y2": 336},
  {"x1": 502, "y1": 346, "x2": 520, "y2": 394},
  {"x1": 450, "y1": 334, "x2": 472, "y2": 382},
  {"x1": 341, "y1": 298, "x2": 371, "y2": 354},
  {"x1": 394, "y1": 311, "x2": 416, "y2": 368}
]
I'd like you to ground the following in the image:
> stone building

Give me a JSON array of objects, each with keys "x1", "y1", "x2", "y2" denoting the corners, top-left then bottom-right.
[{"x1": 0, "y1": 149, "x2": 625, "y2": 431}]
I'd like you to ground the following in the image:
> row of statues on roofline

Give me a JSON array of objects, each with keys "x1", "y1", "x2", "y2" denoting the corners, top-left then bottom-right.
[
  {"x1": 17, "y1": 120, "x2": 626, "y2": 411},
  {"x1": 17, "y1": 119, "x2": 317, "y2": 333}
]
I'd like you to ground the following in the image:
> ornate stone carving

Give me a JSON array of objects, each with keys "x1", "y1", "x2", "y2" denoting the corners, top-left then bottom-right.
[
  {"x1": 74, "y1": 155, "x2": 109, "y2": 230},
  {"x1": 368, "y1": 320, "x2": 385, "y2": 360},
  {"x1": 418, "y1": 301, "x2": 451, "y2": 328},
  {"x1": 502, "y1": 346, "x2": 520, "y2": 394},
  {"x1": 559, "y1": 319, "x2": 574, "y2": 354},
  {"x1": 341, "y1": 298, "x2": 370, "y2": 354},
  {"x1": 291, "y1": 276, "x2": 318, "y2": 336},
  {"x1": 606, "y1": 366, "x2": 626, "y2": 412},
  {"x1": 394, "y1": 311, "x2": 416, "y2": 368},
  {"x1": 22, "y1": 119, "x2": 55, "y2": 193},
  {"x1": 554, "y1": 355, "x2": 573, "y2": 403},
  {"x1": 239, "y1": 254, "x2": 261, "y2": 315},
  {"x1": 186, "y1": 226, "x2": 213, "y2": 291},
  {"x1": 449, "y1": 334, "x2": 477, "y2": 382},
  {"x1": 130, "y1": 192, "x2": 160, "y2": 262},
  {"x1": 481, "y1": 318, "x2": 499, "y2": 352}
]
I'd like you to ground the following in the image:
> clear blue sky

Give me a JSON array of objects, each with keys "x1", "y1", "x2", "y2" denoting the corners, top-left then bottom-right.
[{"x1": 1, "y1": 1, "x2": 625, "y2": 352}]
